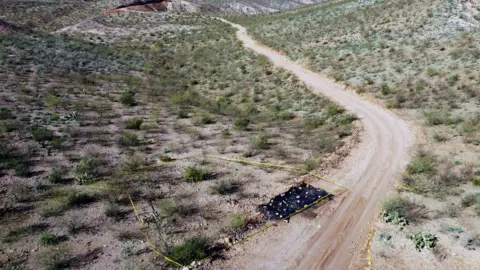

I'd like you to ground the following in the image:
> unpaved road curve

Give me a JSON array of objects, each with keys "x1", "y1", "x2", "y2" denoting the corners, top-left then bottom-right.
[{"x1": 218, "y1": 19, "x2": 415, "y2": 270}]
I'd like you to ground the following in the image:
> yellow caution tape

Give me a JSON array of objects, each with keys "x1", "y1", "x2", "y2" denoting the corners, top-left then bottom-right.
[
  {"x1": 365, "y1": 226, "x2": 375, "y2": 268},
  {"x1": 394, "y1": 184, "x2": 416, "y2": 193},
  {"x1": 129, "y1": 195, "x2": 185, "y2": 267}
]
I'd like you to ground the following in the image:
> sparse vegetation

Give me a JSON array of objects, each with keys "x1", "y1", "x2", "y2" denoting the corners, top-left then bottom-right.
[
  {"x1": 251, "y1": 134, "x2": 269, "y2": 149},
  {"x1": 120, "y1": 89, "x2": 136, "y2": 106},
  {"x1": 210, "y1": 180, "x2": 240, "y2": 195}
]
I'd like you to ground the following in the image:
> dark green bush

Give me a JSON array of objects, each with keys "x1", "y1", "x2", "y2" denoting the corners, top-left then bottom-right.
[
  {"x1": 406, "y1": 154, "x2": 435, "y2": 175},
  {"x1": 234, "y1": 118, "x2": 250, "y2": 130},
  {"x1": 39, "y1": 232, "x2": 58, "y2": 246},
  {"x1": 304, "y1": 116, "x2": 325, "y2": 129},
  {"x1": 67, "y1": 192, "x2": 96, "y2": 207},
  {"x1": 119, "y1": 133, "x2": 140, "y2": 147},
  {"x1": 29, "y1": 125, "x2": 54, "y2": 141},
  {"x1": 0, "y1": 108, "x2": 14, "y2": 120},
  {"x1": 124, "y1": 118, "x2": 143, "y2": 130},
  {"x1": 105, "y1": 203, "x2": 122, "y2": 219},
  {"x1": 167, "y1": 236, "x2": 209, "y2": 265},
  {"x1": 410, "y1": 232, "x2": 438, "y2": 251},
  {"x1": 75, "y1": 156, "x2": 98, "y2": 184},
  {"x1": 472, "y1": 177, "x2": 480, "y2": 186},
  {"x1": 324, "y1": 103, "x2": 344, "y2": 118},
  {"x1": 48, "y1": 168, "x2": 65, "y2": 184},
  {"x1": 184, "y1": 166, "x2": 207, "y2": 182},
  {"x1": 120, "y1": 89, "x2": 136, "y2": 106}
]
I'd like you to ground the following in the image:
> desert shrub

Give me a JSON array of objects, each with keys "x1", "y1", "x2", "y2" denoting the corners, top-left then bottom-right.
[
  {"x1": 171, "y1": 90, "x2": 201, "y2": 107},
  {"x1": 119, "y1": 133, "x2": 140, "y2": 146},
  {"x1": 104, "y1": 203, "x2": 122, "y2": 219},
  {"x1": 210, "y1": 180, "x2": 240, "y2": 195},
  {"x1": 381, "y1": 196, "x2": 409, "y2": 227},
  {"x1": 304, "y1": 116, "x2": 324, "y2": 129},
  {"x1": 230, "y1": 214, "x2": 245, "y2": 232},
  {"x1": 11, "y1": 160, "x2": 29, "y2": 177},
  {"x1": 0, "y1": 108, "x2": 13, "y2": 120},
  {"x1": 2, "y1": 120, "x2": 17, "y2": 132},
  {"x1": 39, "y1": 232, "x2": 58, "y2": 246},
  {"x1": 410, "y1": 232, "x2": 438, "y2": 251},
  {"x1": 67, "y1": 192, "x2": 96, "y2": 207},
  {"x1": 461, "y1": 193, "x2": 477, "y2": 208},
  {"x1": 116, "y1": 230, "x2": 143, "y2": 241},
  {"x1": 159, "y1": 154, "x2": 174, "y2": 162},
  {"x1": 406, "y1": 154, "x2": 435, "y2": 175},
  {"x1": 432, "y1": 132, "x2": 448, "y2": 142},
  {"x1": 38, "y1": 245, "x2": 70, "y2": 270},
  {"x1": 324, "y1": 103, "x2": 344, "y2": 117},
  {"x1": 123, "y1": 152, "x2": 147, "y2": 171},
  {"x1": 184, "y1": 166, "x2": 207, "y2": 182},
  {"x1": 120, "y1": 89, "x2": 136, "y2": 106},
  {"x1": 158, "y1": 199, "x2": 198, "y2": 218},
  {"x1": 167, "y1": 236, "x2": 209, "y2": 265},
  {"x1": 303, "y1": 156, "x2": 319, "y2": 171},
  {"x1": 234, "y1": 118, "x2": 250, "y2": 130},
  {"x1": 251, "y1": 134, "x2": 268, "y2": 149},
  {"x1": 124, "y1": 118, "x2": 143, "y2": 130},
  {"x1": 278, "y1": 111, "x2": 294, "y2": 120},
  {"x1": 48, "y1": 168, "x2": 66, "y2": 184},
  {"x1": 444, "y1": 203, "x2": 459, "y2": 218},
  {"x1": 29, "y1": 125, "x2": 54, "y2": 141},
  {"x1": 194, "y1": 113, "x2": 215, "y2": 125},
  {"x1": 74, "y1": 156, "x2": 98, "y2": 184},
  {"x1": 426, "y1": 67, "x2": 440, "y2": 77},
  {"x1": 472, "y1": 177, "x2": 480, "y2": 186},
  {"x1": 380, "y1": 83, "x2": 391, "y2": 95}
]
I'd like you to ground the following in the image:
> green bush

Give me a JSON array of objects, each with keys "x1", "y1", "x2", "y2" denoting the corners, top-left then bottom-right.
[
  {"x1": 234, "y1": 118, "x2": 250, "y2": 130},
  {"x1": 251, "y1": 134, "x2": 268, "y2": 149},
  {"x1": 184, "y1": 166, "x2": 207, "y2": 182},
  {"x1": 406, "y1": 154, "x2": 435, "y2": 175},
  {"x1": 75, "y1": 157, "x2": 98, "y2": 184},
  {"x1": 194, "y1": 113, "x2": 215, "y2": 125},
  {"x1": 2, "y1": 120, "x2": 17, "y2": 132},
  {"x1": 324, "y1": 103, "x2": 344, "y2": 118},
  {"x1": 48, "y1": 168, "x2": 65, "y2": 184},
  {"x1": 167, "y1": 236, "x2": 209, "y2": 265},
  {"x1": 39, "y1": 232, "x2": 58, "y2": 246},
  {"x1": 105, "y1": 203, "x2": 122, "y2": 219},
  {"x1": 472, "y1": 177, "x2": 480, "y2": 186},
  {"x1": 124, "y1": 118, "x2": 143, "y2": 130},
  {"x1": 461, "y1": 193, "x2": 477, "y2": 208},
  {"x1": 67, "y1": 192, "x2": 96, "y2": 207},
  {"x1": 410, "y1": 232, "x2": 438, "y2": 251},
  {"x1": 381, "y1": 196, "x2": 409, "y2": 227},
  {"x1": 304, "y1": 116, "x2": 325, "y2": 129},
  {"x1": 11, "y1": 160, "x2": 29, "y2": 177},
  {"x1": 160, "y1": 154, "x2": 174, "y2": 162},
  {"x1": 210, "y1": 180, "x2": 240, "y2": 195},
  {"x1": 119, "y1": 133, "x2": 140, "y2": 147},
  {"x1": 230, "y1": 214, "x2": 245, "y2": 232},
  {"x1": 0, "y1": 108, "x2": 13, "y2": 120},
  {"x1": 120, "y1": 89, "x2": 136, "y2": 106},
  {"x1": 29, "y1": 125, "x2": 54, "y2": 141}
]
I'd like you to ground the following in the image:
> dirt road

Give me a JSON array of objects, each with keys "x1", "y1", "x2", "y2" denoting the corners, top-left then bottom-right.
[{"x1": 217, "y1": 19, "x2": 415, "y2": 270}]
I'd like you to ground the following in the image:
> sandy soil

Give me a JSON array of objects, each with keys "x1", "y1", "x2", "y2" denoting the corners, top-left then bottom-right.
[{"x1": 213, "y1": 19, "x2": 416, "y2": 270}]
